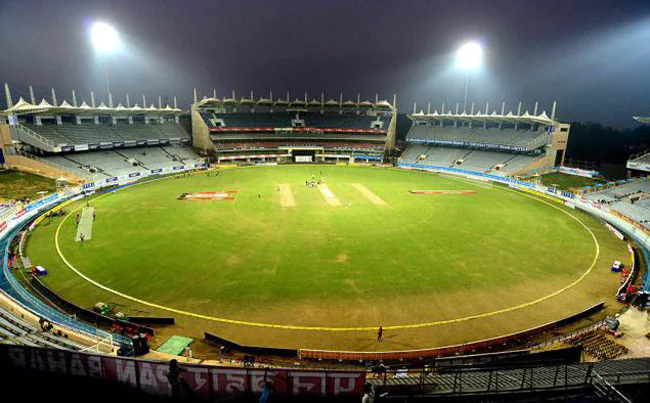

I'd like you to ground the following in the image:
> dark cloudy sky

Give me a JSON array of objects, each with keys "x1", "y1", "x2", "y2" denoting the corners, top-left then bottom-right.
[{"x1": 1, "y1": 0, "x2": 650, "y2": 127}]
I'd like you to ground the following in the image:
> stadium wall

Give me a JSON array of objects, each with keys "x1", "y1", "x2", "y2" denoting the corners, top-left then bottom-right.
[
  {"x1": 299, "y1": 302, "x2": 604, "y2": 361},
  {"x1": 552, "y1": 124, "x2": 570, "y2": 166},
  {"x1": 190, "y1": 109, "x2": 213, "y2": 152},
  {"x1": 0, "y1": 124, "x2": 13, "y2": 169},
  {"x1": 0, "y1": 344, "x2": 366, "y2": 398},
  {"x1": 29, "y1": 275, "x2": 156, "y2": 336}
]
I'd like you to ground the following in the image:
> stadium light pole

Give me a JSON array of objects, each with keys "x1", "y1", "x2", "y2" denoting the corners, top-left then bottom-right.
[
  {"x1": 457, "y1": 42, "x2": 483, "y2": 113},
  {"x1": 90, "y1": 22, "x2": 119, "y2": 100}
]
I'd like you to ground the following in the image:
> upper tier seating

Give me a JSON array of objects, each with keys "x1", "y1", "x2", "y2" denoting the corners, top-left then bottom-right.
[
  {"x1": 212, "y1": 113, "x2": 293, "y2": 128},
  {"x1": 202, "y1": 112, "x2": 387, "y2": 131},
  {"x1": 302, "y1": 114, "x2": 380, "y2": 129},
  {"x1": 212, "y1": 140, "x2": 384, "y2": 153},
  {"x1": 113, "y1": 123, "x2": 168, "y2": 141},
  {"x1": 406, "y1": 124, "x2": 550, "y2": 150},
  {"x1": 24, "y1": 123, "x2": 75, "y2": 145},
  {"x1": 24, "y1": 122, "x2": 189, "y2": 146},
  {"x1": 209, "y1": 132, "x2": 385, "y2": 143}
]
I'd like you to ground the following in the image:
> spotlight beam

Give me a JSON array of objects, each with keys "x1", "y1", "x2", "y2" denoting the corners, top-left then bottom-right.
[
  {"x1": 457, "y1": 42, "x2": 483, "y2": 112},
  {"x1": 90, "y1": 22, "x2": 119, "y2": 101}
]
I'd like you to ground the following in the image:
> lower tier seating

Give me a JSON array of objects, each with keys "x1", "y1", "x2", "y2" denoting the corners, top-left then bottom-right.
[{"x1": 43, "y1": 145, "x2": 203, "y2": 178}]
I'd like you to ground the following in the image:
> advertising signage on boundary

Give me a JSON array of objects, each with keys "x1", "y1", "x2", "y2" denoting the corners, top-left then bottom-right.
[
  {"x1": 1, "y1": 345, "x2": 365, "y2": 398},
  {"x1": 605, "y1": 222, "x2": 625, "y2": 241},
  {"x1": 397, "y1": 162, "x2": 536, "y2": 189}
]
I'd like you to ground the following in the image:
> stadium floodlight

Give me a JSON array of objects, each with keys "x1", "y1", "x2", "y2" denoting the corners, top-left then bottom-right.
[
  {"x1": 90, "y1": 22, "x2": 119, "y2": 101},
  {"x1": 457, "y1": 42, "x2": 483, "y2": 70},
  {"x1": 456, "y1": 42, "x2": 483, "y2": 113},
  {"x1": 90, "y1": 22, "x2": 119, "y2": 53}
]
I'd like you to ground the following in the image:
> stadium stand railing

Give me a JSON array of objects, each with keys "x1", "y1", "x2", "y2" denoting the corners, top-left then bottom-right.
[
  {"x1": 367, "y1": 358, "x2": 650, "y2": 398},
  {"x1": 9, "y1": 150, "x2": 96, "y2": 180},
  {"x1": 15, "y1": 123, "x2": 57, "y2": 151}
]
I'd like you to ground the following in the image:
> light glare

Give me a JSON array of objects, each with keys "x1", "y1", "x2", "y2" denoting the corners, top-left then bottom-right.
[
  {"x1": 91, "y1": 22, "x2": 119, "y2": 53},
  {"x1": 457, "y1": 42, "x2": 483, "y2": 70}
]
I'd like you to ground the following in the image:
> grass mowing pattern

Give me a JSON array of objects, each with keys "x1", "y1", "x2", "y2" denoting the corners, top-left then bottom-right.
[{"x1": 28, "y1": 166, "x2": 622, "y2": 334}]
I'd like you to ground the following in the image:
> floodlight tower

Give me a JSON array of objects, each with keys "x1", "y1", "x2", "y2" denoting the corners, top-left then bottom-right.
[
  {"x1": 457, "y1": 42, "x2": 483, "y2": 113},
  {"x1": 90, "y1": 22, "x2": 119, "y2": 102}
]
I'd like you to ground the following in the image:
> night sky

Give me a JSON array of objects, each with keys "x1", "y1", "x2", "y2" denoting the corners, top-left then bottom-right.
[{"x1": 1, "y1": 0, "x2": 650, "y2": 128}]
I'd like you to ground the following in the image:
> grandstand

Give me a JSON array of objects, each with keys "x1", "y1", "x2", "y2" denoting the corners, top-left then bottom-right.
[
  {"x1": 4, "y1": 85, "x2": 650, "y2": 402},
  {"x1": 0, "y1": 305, "x2": 87, "y2": 351},
  {"x1": 584, "y1": 177, "x2": 650, "y2": 228},
  {"x1": 191, "y1": 90, "x2": 396, "y2": 163},
  {"x1": 626, "y1": 116, "x2": 650, "y2": 174},
  {"x1": 399, "y1": 101, "x2": 569, "y2": 176},
  {"x1": 0, "y1": 83, "x2": 203, "y2": 181}
]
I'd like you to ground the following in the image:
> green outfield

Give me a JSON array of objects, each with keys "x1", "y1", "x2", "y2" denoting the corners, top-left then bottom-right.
[{"x1": 25, "y1": 165, "x2": 627, "y2": 350}]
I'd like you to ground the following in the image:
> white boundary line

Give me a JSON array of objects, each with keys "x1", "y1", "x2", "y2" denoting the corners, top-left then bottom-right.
[{"x1": 51, "y1": 167, "x2": 601, "y2": 331}]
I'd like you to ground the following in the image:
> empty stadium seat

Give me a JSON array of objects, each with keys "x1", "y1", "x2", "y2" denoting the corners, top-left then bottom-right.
[
  {"x1": 24, "y1": 122, "x2": 189, "y2": 145},
  {"x1": 43, "y1": 145, "x2": 202, "y2": 177},
  {"x1": 406, "y1": 124, "x2": 550, "y2": 151}
]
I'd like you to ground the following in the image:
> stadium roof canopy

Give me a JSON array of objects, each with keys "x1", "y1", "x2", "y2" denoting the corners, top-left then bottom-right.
[
  {"x1": 634, "y1": 116, "x2": 650, "y2": 124},
  {"x1": 193, "y1": 96, "x2": 394, "y2": 110},
  {"x1": 2, "y1": 97, "x2": 183, "y2": 116},
  {"x1": 409, "y1": 109, "x2": 557, "y2": 126}
]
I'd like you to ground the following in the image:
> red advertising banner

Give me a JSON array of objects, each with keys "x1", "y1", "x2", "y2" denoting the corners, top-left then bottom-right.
[{"x1": 1, "y1": 345, "x2": 365, "y2": 398}]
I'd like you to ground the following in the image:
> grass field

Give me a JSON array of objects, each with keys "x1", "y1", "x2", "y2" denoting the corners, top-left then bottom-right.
[
  {"x1": 0, "y1": 170, "x2": 56, "y2": 202},
  {"x1": 25, "y1": 166, "x2": 627, "y2": 350},
  {"x1": 537, "y1": 172, "x2": 605, "y2": 190}
]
